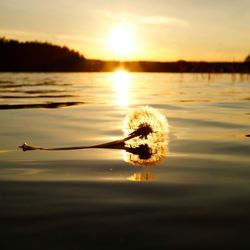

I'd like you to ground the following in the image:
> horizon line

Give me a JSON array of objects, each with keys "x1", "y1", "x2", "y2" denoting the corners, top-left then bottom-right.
[{"x1": 1, "y1": 36, "x2": 248, "y2": 64}]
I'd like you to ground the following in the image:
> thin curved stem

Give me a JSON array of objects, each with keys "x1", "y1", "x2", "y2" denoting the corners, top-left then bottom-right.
[
  {"x1": 19, "y1": 123, "x2": 153, "y2": 152},
  {"x1": 19, "y1": 139, "x2": 125, "y2": 152}
]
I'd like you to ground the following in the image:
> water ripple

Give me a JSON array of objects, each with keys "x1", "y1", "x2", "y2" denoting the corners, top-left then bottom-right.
[{"x1": 0, "y1": 101, "x2": 86, "y2": 109}]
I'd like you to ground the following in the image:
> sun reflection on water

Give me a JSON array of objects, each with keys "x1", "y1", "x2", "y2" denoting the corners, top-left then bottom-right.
[
  {"x1": 127, "y1": 172, "x2": 155, "y2": 182},
  {"x1": 113, "y1": 70, "x2": 131, "y2": 107}
]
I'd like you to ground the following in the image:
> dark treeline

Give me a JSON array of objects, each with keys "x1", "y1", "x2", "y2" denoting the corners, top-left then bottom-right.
[
  {"x1": 0, "y1": 38, "x2": 250, "y2": 73},
  {"x1": 0, "y1": 38, "x2": 86, "y2": 71},
  {"x1": 133, "y1": 60, "x2": 250, "y2": 73},
  {"x1": 90, "y1": 60, "x2": 250, "y2": 73}
]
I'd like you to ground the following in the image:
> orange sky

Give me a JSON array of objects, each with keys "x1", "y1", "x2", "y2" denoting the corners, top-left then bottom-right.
[{"x1": 0, "y1": 0, "x2": 250, "y2": 61}]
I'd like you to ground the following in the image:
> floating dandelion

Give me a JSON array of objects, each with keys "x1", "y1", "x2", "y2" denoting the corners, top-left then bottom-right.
[
  {"x1": 19, "y1": 106, "x2": 168, "y2": 167},
  {"x1": 123, "y1": 106, "x2": 168, "y2": 166}
]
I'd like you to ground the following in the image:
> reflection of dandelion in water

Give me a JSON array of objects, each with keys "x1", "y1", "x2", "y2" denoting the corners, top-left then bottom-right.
[
  {"x1": 123, "y1": 106, "x2": 168, "y2": 166},
  {"x1": 127, "y1": 172, "x2": 155, "y2": 181}
]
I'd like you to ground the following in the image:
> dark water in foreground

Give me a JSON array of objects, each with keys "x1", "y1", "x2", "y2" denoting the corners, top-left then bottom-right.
[{"x1": 0, "y1": 72, "x2": 250, "y2": 249}]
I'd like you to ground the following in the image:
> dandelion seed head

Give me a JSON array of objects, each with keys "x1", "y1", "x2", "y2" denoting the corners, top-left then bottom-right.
[{"x1": 123, "y1": 106, "x2": 168, "y2": 166}]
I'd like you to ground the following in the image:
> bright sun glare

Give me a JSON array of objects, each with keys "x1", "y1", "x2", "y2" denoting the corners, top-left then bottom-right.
[
  {"x1": 108, "y1": 23, "x2": 136, "y2": 59},
  {"x1": 113, "y1": 70, "x2": 130, "y2": 107}
]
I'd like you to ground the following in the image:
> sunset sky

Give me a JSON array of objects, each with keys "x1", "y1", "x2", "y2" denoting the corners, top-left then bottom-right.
[{"x1": 0, "y1": 0, "x2": 250, "y2": 61}]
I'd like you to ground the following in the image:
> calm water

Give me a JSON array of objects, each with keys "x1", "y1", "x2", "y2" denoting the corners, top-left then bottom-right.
[{"x1": 0, "y1": 72, "x2": 250, "y2": 249}]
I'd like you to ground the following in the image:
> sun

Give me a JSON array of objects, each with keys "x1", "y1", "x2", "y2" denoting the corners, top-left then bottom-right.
[{"x1": 107, "y1": 23, "x2": 136, "y2": 59}]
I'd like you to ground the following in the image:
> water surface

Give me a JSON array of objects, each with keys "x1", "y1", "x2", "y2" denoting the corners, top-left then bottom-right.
[{"x1": 0, "y1": 72, "x2": 249, "y2": 249}]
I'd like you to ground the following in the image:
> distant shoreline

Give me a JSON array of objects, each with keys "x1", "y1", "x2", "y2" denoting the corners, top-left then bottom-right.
[
  {"x1": 1, "y1": 38, "x2": 250, "y2": 73},
  {"x1": 1, "y1": 60, "x2": 250, "y2": 73},
  {"x1": 82, "y1": 60, "x2": 250, "y2": 73}
]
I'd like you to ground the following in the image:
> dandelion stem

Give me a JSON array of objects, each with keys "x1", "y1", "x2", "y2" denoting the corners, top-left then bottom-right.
[{"x1": 19, "y1": 124, "x2": 153, "y2": 152}]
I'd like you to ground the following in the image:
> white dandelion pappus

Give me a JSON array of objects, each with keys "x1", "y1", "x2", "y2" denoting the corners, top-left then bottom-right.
[{"x1": 123, "y1": 106, "x2": 169, "y2": 166}]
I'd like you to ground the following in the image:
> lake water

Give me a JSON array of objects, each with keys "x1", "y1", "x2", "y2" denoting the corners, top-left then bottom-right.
[{"x1": 0, "y1": 72, "x2": 250, "y2": 249}]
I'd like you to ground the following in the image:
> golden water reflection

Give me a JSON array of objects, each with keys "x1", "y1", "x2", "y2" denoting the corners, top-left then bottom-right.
[
  {"x1": 127, "y1": 172, "x2": 155, "y2": 182},
  {"x1": 112, "y1": 70, "x2": 131, "y2": 107}
]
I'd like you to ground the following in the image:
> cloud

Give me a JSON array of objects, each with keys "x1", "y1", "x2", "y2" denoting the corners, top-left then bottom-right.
[
  {"x1": 95, "y1": 10, "x2": 189, "y2": 28},
  {"x1": 0, "y1": 29, "x2": 57, "y2": 42},
  {"x1": 0, "y1": 28, "x2": 103, "y2": 47},
  {"x1": 57, "y1": 34, "x2": 103, "y2": 45},
  {"x1": 140, "y1": 15, "x2": 189, "y2": 27}
]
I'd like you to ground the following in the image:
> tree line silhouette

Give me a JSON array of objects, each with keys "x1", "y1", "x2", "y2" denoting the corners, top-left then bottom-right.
[
  {"x1": 0, "y1": 38, "x2": 85, "y2": 71},
  {"x1": 0, "y1": 37, "x2": 249, "y2": 72}
]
